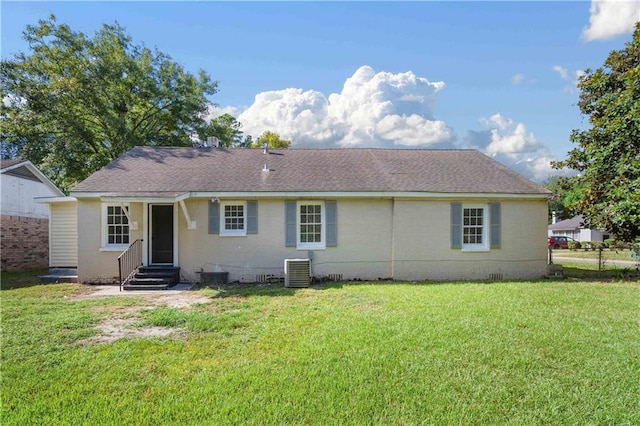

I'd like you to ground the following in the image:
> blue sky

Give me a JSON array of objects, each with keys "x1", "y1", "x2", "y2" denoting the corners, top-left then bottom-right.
[{"x1": 2, "y1": 1, "x2": 639, "y2": 181}]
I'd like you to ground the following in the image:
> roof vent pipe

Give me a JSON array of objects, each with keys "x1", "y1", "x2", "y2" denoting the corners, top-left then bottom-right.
[
  {"x1": 262, "y1": 162, "x2": 269, "y2": 172},
  {"x1": 263, "y1": 143, "x2": 269, "y2": 154}
]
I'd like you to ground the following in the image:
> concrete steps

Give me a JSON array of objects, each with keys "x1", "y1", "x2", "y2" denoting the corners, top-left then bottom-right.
[
  {"x1": 123, "y1": 266, "x2": 180, "y2": 291},
  {"x1": 39, "y1": 268, "x2": 78, "y2": 283}
]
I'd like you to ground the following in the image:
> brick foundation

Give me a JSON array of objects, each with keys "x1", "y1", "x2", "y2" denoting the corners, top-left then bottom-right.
[{"x1": 1, "y1": 215, "x2": 49, "y2": 272}]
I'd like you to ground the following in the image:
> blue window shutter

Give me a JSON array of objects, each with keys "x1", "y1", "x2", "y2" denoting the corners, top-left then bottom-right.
[
  {"x1": 208, "y1": 201, "x2": 220, "y2": 234},
  {"x1": 451, "y1": 202, "x2": 462, "y2": 249},
  {"x1": 490, "y1": 202, "x2": 501, "y2": 249},
  {"x1": 285, "y1": 201, "x2": 296, "y2": 247},
  {"x1": 247, "y1": 201, "x2": 258, "y2": 234},
  {"x1": 326, "y1": 200, "x2": 337, "y2": 247}
]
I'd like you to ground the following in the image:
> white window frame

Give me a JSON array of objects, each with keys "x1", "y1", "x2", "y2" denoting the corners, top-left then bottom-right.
[
  {"x1": 462, "y1": 204, "x2": 489, "y2": 252},
  {"x1": 220, "y1": 201, "x2": 247, "y2": 237},
  {"x1": 101, "y1": 203, "x2": 131, "y2": 251},
  {"x1": 297, "y1": 201, "x2": 325, "y2": 250}
]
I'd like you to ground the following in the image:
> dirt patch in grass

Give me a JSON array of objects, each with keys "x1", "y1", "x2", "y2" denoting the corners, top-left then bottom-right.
[
  {"x1": 81, "y1": 317, "x2": 181, "y2": 344},
  {"x1": 75, "y1": 288, "x2": 213, "y2": 344}
]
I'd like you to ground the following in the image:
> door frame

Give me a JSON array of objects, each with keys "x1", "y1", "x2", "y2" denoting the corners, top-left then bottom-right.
[{"x1": 143, "y1": 203, "x2": 179, "y2": 266}]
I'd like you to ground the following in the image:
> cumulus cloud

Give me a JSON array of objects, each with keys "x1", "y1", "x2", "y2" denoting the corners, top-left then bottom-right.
[
  {"x1": 238, "y1": 65, "x2": 454, "y2": 148},
  {"x1": 464, "y1": 114, "x2": 563, "y2": 181},
  {"x1": 204, "y1": 105, "x2": 243, "y2": 122},
  {"x1": 221, "y1": 66, "x2": 565, "y2": 181},
  {"x1": 582, "y1": 0, "x2": 640, "y2": 42}
]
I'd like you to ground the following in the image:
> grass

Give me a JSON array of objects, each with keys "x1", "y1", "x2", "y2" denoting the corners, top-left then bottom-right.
[
  {"x1": 2, "y1": 273, "x2": 639, "y2": 425},
  {"x1": 551, "y1": 248, "x2": 635, "y2": 262},
  {"x1": 0, "y1": 269, "x2": 49, "y2": 290}
]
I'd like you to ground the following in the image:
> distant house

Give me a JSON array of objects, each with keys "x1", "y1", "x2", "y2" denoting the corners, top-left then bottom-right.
[
  {"x1": 61, "y1": 146, "x2": 550, "y2": 285},
  {"x1": 0, "y1": 159, "x2": 64, "y2": 272},
  {"x1": 547, "y1": 214, "x2": 611, "y2": 242}
]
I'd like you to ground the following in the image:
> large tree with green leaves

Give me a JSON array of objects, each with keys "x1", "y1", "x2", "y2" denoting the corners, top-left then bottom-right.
[
  {"x1": 553, "y1": 23, "x2": 640, "y2": 242},
  {"x1": 251, "y1": 130, "x2": 291, "y2": 149},
  {"x1": 0, "y1": 15, "x2": 218, "y2": 191},
  {"x1": 196, "y1": 113, "x2": 245, "y2": 148},
  {"x1": 543, "y1": 175, "x2": 584, "y2": 222}
]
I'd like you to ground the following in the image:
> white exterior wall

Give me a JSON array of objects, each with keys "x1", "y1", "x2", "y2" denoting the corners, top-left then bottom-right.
[
  {"x1": 77, "y1": 196, "x2": 548, "y2": 284},
  {"x1": 1, "y1": 174, "x2": 58, "y2": 218},
  {"x1": 77, "y1": 199, "x2": 144, "y2": 284},
  {"x1": 392, "y1": 199, "x2": 548, "y2": 281},
  {"x1": 579, "y1": 228, "x2": 609, "y2": 242},
  {"x1": 49, "y1": 201, "x2": 78, "y2": 267},
  {"x1": 178, "y1": 198, "x2": 393, "y2": 283}
]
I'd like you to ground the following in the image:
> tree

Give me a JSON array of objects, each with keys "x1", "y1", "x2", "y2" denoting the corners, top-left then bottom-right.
[
  {"x1": 196, "y1": 114, "x2": 244, "y2": 148},
  {"x1": 543, "y1": 175, "x2": 584, "y2": 222},
  {"x1": 0, "y1": 15, "x2": 218, "y2": 191},
  {"x1": 552, "y1": 23, "x2": 640, "y2": 242},
  {"x1": 251, "y1": 130, "x2": 291, "y2": 149}
]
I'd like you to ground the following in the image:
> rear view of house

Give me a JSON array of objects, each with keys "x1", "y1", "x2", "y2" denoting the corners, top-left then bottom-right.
[{"x1": 67, "y1": 147, "x2": 550, "y2": 285}]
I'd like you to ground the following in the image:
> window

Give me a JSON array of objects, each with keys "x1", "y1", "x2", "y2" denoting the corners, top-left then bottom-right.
[
  {"x1": 462, "y1": 205, "x2": 488, "y2": 250},
  {"x1": 220, "y1": 201, "x2": 246, "y2": 236},
  {"x1": 209, "y1": 200, "x2": 257, "y2": 235},
  {"x1": 102, "y1": 204, "x2": 130, "y2": 249},
  {"x1": 463, "y1": 207, "x2": 484, "y2": 245},
  {"x1": 451, "y1": 202, "x2": 500, "y2": 251},
  {"x1": 285, "y1": 200, "x2": 336, "y2": 249},
  {"x1": 298, "y1": 201, "x2": 325, "y2": 249},
  {"x1": 299, "y1": 203, "x2": 323, "y2": 246}
]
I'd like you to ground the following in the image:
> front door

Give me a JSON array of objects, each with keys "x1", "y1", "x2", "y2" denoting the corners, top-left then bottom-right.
[{"x1": 150, "y1": 204, "x2": 173, "y2": 264}]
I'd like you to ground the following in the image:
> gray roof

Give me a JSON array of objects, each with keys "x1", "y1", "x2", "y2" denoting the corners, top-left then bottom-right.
[
  {"x1": 71, "y1": 147, "x2": 550, "y2": 197},
  {"x1": 548, "y1": 215, "x2": 585, "y2": 231},
  {"x1": 0, "y1": 159, "x2": 26, "y2": 170}
]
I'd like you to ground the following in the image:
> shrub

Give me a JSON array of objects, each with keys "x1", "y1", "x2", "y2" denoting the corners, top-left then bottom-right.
[
  {"x1": 568, "y1": 241, "x2": 581, "y2": 250},
  {"x1": 604, "y1": 239, "x2": 624, "y2": 250}
]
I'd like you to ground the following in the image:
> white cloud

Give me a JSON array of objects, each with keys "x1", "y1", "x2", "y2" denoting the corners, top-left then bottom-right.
[
  {"x1": 464, "y1": 114, "x2": 567, "y2": 181},
  {"x1": 480, "y1": 113, "x2": 513, "y2": 130},
  {"x1": 204, "y1": 105, "x2": 243, "y2": 122},
  {"x1": 552, "y1": 65, "x2": 569, "y2": 80},
  {"x1": 222, "y1": 67, "x2": 564, "y2": 182},
  {"x1": 553, "y1": 65, "x2": 585, "y2": 94},
  {"x1": 511, "y1": 73, "x2": 525, "y2": 85},
  {"x1": 582, "y1": 0, "x2": 640, "y2": 42},
  {"x1": 238, "y1": 65, "x2": 454, "y2": 148}
]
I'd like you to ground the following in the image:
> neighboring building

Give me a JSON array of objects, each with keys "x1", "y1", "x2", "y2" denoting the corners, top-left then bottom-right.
[
  {"x1": 548, "y1": 214, "x2": 611, "y2": 242},
  {"x1": 1, "y1": 159, "x2": 64, "y2": 272},
  {"x1": 67, "y1": 146, "x2": 550, "y2": 284}
]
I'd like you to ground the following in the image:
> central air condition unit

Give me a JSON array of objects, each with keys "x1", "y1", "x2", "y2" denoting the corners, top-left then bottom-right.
[{"x1": 284, "y1": 258, "x2": 311, "y2": 288}]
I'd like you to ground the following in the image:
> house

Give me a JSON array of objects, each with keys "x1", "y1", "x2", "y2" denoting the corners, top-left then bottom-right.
[
  {"x1": 64, "y1": 146, "x2": 550, "y2": 285},
  {"x1": 548, "y1": 215, "x2": 611, "y2": 243},
  {"x1": 1, "y1": 159, "x2": 65, "y2": 272}
]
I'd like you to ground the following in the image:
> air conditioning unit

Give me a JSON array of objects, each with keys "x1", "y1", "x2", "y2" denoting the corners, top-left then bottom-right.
[{"x1": 284, "y1": 259, "x2": 311, "y2": 288}]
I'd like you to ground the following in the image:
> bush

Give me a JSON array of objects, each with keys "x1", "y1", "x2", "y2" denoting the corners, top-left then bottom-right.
[
  {"x1": 568, "y1": 241, "x2": 581, "y2": 250},
  {"x1": 604, "y1": 239, "x2": 624, "y2": 250}
]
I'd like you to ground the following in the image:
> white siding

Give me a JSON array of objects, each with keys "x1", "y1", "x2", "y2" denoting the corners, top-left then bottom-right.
[
  {"x1": 49, "y1": 202, "x2": 78, "y2": 267},
  {"x1": 1, "y1": 174, "x2": 59, "y2": 218}
]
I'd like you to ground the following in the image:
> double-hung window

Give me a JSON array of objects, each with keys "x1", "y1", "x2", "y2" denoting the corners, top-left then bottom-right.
[
  {"x1": 462, "y1": 206, "x2": 487, "y2": 250},
  {"x1": 220, "y1": 201, "x2": 246, "y2": 236},
  {"x1": 102, "y1": 204, "x2": 130, "y2": 249},
  {"x1": 451, "y1": 202, "x2": 500, "y2": 251},
  {"x1": 298, "y1": 202, "x2": 325, "y2": 249}
]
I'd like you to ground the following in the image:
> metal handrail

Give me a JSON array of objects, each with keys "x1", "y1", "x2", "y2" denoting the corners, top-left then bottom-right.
[{"x1": 117, "y1": 239, "x2": 143, "y2": 291}]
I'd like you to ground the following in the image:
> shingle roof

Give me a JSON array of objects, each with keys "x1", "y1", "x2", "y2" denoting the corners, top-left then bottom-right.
[
  {"x1": 71, "y1": 147, "x2": 550, "y2": 196},
  {"x1": 0, "y1": 159, "x2": 26, "y2": 170},
  {"x1": 548, "y1": 215, "x2": 585, "y2": 231}
]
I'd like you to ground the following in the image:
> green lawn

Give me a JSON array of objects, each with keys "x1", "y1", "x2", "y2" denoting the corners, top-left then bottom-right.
[
  {"x1": 552, "y1": 248, "x2": 635, "y2": 262},
  {"x1": 2, "y1": 274, "x2": 639, "y2": 425}
]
